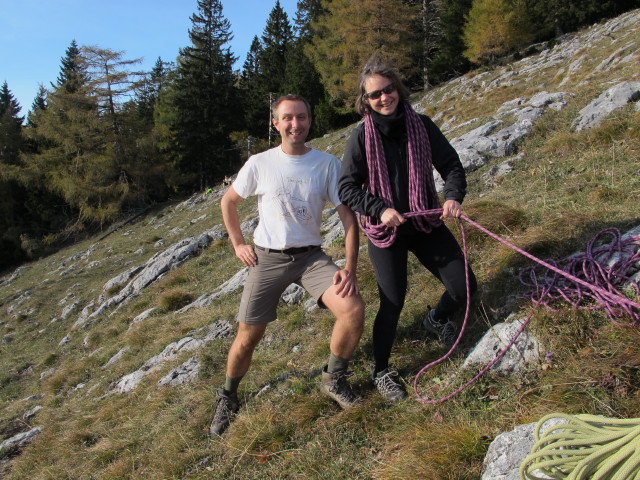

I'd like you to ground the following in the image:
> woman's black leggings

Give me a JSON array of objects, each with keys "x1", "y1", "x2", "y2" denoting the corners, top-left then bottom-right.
[{"x1": 368, "y1": 224, "x2": 477, "y2": 373}]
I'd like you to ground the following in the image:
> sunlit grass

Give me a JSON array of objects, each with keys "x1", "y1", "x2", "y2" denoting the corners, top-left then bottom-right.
[{"x1": 2, "y1": 13, "x2": 640, "y2": 479}]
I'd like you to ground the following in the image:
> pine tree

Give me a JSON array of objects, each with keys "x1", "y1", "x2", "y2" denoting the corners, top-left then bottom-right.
[
  {"x1": 136, "y1": 57, "x2": 171, "y2": 124},
  {"x1": 0, "y1": 82, "x2": 24, "y2": 166},
  {"x1": 521, "y1": 0, "x2": 639, "y2": 40},
  {"x1": 306, "y1": 0, "x2": 420, "y2": 111},
  {"x1": 258, "y1": 1, "x2": 293, "y2": 96},
  {"x1": 118, "y1": 58, "x2": 175, "y2": 204},
  {"x1": 166, "y1": 0, "x2": 240, "y2": 189},
  {"x1": 428, "y1": 0, "x2": 473, "y2": 83},
  {"x1": 239, "y1": 36, "x2": 269, "y2": 139},
  {"x1": 285, "y1": 0, "x2": 334, "y2": 135},
  {"x1": 53, "y1": 40, "x2": 89, "y2": 94},
  {"x1": 81, "y1": 46, "x2": 143, "y2": 134},
  {"x1": 26, "y1": 86, "x2": 47, "y2": 129},
  {"x1": 293, "y1": 0, "x2": 327, "y2": 41},
  {"x1": 0, "y1": 82, "x2": 26, "y2": 268},
  {"x1": 20, "y1": 42, "x2": 126, "y2": 226}
]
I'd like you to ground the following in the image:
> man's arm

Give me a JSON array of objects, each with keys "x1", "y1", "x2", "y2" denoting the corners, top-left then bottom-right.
[
  {"x1": 332, "y1": 204, "x2": 360, "y2": 297},
  {"x1": 220, "y1": 186, "x2": 257, "y2": 267}
]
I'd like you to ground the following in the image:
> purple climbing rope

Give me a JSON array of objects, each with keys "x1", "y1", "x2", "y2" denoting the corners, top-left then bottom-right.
[
  {"x1": 360, "y1": 106, "x2": 442, "y2": 248},
  {"x1": 402, "y1": 209, "x2": 640, "y2": 404}
]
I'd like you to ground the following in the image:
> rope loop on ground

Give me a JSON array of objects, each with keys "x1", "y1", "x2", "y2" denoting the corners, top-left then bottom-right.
[{"x1": 407, "y1": 209, "x2": 640, "y2": 404}]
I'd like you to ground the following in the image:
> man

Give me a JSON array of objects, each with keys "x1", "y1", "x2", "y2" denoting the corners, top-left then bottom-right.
[{"x1": 210, "y1": 94, "x2": 365, "y2": 436}]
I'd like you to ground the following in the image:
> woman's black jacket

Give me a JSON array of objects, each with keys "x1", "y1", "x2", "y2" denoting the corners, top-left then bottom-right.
[{"x1": 338, "y1": 110, "x2": 467, "y2": 221}]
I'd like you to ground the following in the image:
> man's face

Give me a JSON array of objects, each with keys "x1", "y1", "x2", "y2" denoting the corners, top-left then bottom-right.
[{"x1": 272, "y1": 100, "x2": 311, "y2": 153}]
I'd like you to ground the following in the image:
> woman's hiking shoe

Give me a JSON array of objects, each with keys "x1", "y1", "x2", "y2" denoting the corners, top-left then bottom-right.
[
  {"x1": 209, "y1": 388, "x2": 239, "y2": 437},
  {"x1": 320, "y1": 365, "x2": 362, "y2": 409},
  {"x1": 423, "y1": 308, "x2": 459, "y2": 347},
  {"x1": 372, "y1": 368, "x2": 407, "y2": 401}
]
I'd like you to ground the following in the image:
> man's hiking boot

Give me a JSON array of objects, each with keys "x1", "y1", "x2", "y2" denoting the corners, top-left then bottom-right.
[
  {"x1": 423, "y1": 308, "x2": 459, "y2": 348},
  {"x1": 372, "y1": 368, "x2": 407, "y2": 401},
  {"x1": 209, "y1": 388, "x2": 239, "y2": 437},
  {"x1": 320, "y1": 365, "x2": 361, "y2": 409}
]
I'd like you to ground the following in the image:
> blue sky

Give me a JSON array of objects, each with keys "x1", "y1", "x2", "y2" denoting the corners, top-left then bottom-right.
[{"x1": 0, "y1": 0, "x2": 300, "y2": 116}]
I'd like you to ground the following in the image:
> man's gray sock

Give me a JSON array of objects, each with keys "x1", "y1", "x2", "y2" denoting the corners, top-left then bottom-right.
[{"x1": 327, "y1": 353, "x2": 350, "y2": 373}]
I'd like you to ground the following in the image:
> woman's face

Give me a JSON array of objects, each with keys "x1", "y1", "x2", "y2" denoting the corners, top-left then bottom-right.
[{"x1": 364, "y1": 74, "x2": 399, "y2": 116}]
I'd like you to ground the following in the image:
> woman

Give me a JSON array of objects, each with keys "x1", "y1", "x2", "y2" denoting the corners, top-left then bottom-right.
[{"x1": 338, "y1": 57, "x2": 477, "y2": 401}]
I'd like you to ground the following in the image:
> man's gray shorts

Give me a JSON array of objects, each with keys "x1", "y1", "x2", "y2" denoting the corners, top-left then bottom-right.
[{"x1": 237, "y1": 246, "x2": 340, "y2": 325}]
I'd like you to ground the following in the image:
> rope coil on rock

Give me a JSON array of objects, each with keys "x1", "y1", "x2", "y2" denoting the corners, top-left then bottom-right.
[
  {"x1": 404, "y1": 209, "x2": 640, "y2": 404},
  {"x1": 519, "y1": 413, "x2": 640, "y2": 480}
]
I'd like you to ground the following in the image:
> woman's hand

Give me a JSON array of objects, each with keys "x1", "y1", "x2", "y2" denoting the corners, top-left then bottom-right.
[
  {"x1": 381, "y1": 208, "x2": 406, "y2": 227},
  {"x1": 441, "y1": 200, "x2": 462, "y2": 219}
]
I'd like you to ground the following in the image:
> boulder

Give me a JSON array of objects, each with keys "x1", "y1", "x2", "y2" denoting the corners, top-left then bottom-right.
[
  {"x1": 481, "y1": 418, "x2": 566, "y2": 479},
  {"x1": 462, "y1": 316, "x2": 542, "y2": 374},
  {"x1": 110, "y1": 320, "x2": 232, "y2": 394},
  {"x1": 573, "y1": 81, "x2": 640, "y2": 131},
  {"x1": 0, "y1": 427, "x2": 42, "y2": 453},
  {"x1": 281, "y1": 284, "x2": 305, "y2": 305},
  {"x1": 103, "y1": 346, "x2": 132, "y2": 368},
  {"x1": 88, "y1": 227, "x2": 227, "y2": 319},
  {"x1": 177, "y1": 267, "x2": 249, "y2": 313}
]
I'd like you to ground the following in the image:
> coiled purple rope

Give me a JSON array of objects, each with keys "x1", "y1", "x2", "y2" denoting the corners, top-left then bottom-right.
[
  {"x1": 403, "y1": 209, "x2": 640, "y2": 404},
  {"x1": 360, "y1": 105, "x2": 441, "y2": 248}
]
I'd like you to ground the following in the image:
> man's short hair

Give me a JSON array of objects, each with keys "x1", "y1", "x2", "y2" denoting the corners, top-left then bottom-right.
[{"x1": 271, "y1": 94, "x2": 312, "y2": 120}]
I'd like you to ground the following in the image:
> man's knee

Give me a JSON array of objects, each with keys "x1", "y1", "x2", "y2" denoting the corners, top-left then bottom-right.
[
  {"x1": 337, "y1": 296, "x2": 365, "y2": 330},
  {"x1": 351, "y1": 297, "x2": 365, "y2": 322},
  {"x1": 233, "y1": 324, "x2": 266, "y2": 352}
]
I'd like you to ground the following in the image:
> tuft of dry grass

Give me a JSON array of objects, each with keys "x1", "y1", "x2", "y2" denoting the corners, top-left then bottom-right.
[{"x1": 157, "y1": 287, "x2": 195, "y2": 312}]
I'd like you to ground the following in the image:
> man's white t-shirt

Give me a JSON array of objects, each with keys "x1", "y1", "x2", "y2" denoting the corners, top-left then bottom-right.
[{"x1": 232, "y1": 146, "x2": 342, "y2": 249}]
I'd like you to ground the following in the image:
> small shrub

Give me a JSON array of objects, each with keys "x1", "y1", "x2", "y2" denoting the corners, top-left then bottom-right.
[
  {"x1": 105, "y1": 284, "x2": 123, "y2": 297},
  {"x1": 42, "y1": 353, "x2": 57, "y2": 367},
  {"x1": 157, "y1": 270, "x2": 189, "y2": 289},
  {"x1": 461, "y1": 200, "x2": 528, "y2": 248},
  {"x1": 157, "y1": 288, "x2": 194, "y2": 312},
  {"x1": 540, "y1": 131, "x2": 582, "y2": 154}
]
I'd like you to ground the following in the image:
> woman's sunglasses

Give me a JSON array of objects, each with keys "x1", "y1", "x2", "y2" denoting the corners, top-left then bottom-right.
[{"x1": 363, "y1": 83, "x2": 396, "y2": 100}]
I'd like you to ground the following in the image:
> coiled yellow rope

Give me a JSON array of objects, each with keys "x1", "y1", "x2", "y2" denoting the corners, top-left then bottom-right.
[{"x1": 520, "y1": 413, "x2": 640, "y2": 480}]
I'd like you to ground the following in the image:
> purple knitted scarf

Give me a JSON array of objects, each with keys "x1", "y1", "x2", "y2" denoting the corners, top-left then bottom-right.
[{"x1": 361, "y1": 103, "x2": 442, "y2": 247}]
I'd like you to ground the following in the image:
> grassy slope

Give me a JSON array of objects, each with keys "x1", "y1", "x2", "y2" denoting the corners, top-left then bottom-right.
[{"x1": 1, "y1": 11, "x2": 639, "y2": 480}]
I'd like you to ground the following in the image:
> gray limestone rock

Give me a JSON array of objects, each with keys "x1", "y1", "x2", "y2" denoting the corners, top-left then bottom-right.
[
  {"x1": 177, "y1": 267, "x2": 249, "y2": 313},
  {"x1": 23, "y1": 405, "x2": 43, "y2": 421},
  {"x1": 130, "y1": 308, "x2": 157, "y2": 326},
  {"x1": 89, "y1": 228, "x2": 226, "y2": 319},
  {"x1": 321, "y1": 210, "x2": 345, "y2": 248},
  {"x1": 103, "y1": 346, "x2": 132, "y2": 368},
  {"x1": 462, "y1": 316, "x2": 542, "y2": 374},
  {"x1": 573, "y1": 81, "x2": 640, "y2": 131},
  {"x1": 40, "y1": 367, "x2": 56, "y2": 379},
  {"x1": 110, "y1": 320, "x2": 232, "y2": 394},
  {"x1": 241, "y1": 217, "x2": 259, "y2": 237},
  {"x1": 483, "y1": 159, "x2": 515, "y2": 187},
  {"x1": 281, "y1": 284, "x2": 305, "y2": 305},
  {"x1": 0, "y1": 427, "x2": 42, "y2": 452},
  {"x1": 481, "y1": 418, "x2": 566, "y2": 480},
  {"x1": 158, "y1": 357, "x2": 200, "y2": 387},
  {"x1": 61, "y1": 300, "x2": 82, "y2": 320}
]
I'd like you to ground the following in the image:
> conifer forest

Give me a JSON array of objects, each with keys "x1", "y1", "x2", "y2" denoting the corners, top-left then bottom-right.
[{"x1": 1, "y1": 0, "x2": 637, "y2": 270}]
